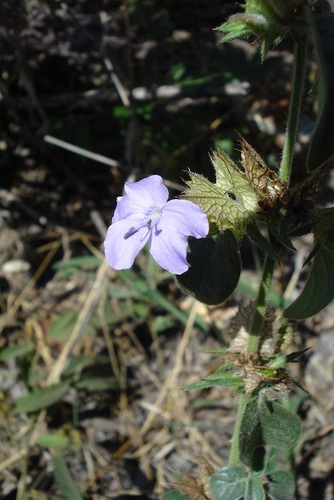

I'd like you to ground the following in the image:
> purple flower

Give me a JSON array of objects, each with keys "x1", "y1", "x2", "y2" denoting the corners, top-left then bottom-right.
[{"x1": 104, "y1": 175, "x2": 209, "y2": 274}]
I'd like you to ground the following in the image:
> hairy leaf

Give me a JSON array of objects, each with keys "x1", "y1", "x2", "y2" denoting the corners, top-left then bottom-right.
[
  {"x1": 239, "y1": 398, "x2": 264, "y2": 468},
  {"x1": 245, "y1": 477, "x2": 266, "y2": 500},
  {"x1": 185, "y1": 371, "x2": 244, "y2": 391},
  {"x1": 259, "y1": 400, "x2": 302, "y2": 449},
  {"x1": 266, "y1": 471, "x2": 295, "y2": 500},
  {"x1": 210, "y1": 466, "x2": 247, "y2": 500},
  {"x1": 213, "y1": 148, "x2": 260, "y2": 211},
  {"x1": 185, "y1": 172, "x2": 253, "y2": 237}
]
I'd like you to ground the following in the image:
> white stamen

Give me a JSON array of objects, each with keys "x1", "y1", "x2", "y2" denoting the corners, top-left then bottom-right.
[{"x1": 124, "y1": 207, "x2": 162, "y2": 240}]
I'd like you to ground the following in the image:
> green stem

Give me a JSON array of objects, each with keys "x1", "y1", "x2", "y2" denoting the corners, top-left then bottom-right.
[
  {"x1": 247, "y1": 254, "x2": 276, "y2": 353},
  {"x1": 228, "y1": 255, "x2": 275, "y2": 466},
  {"x1": 228, "y1": 33, "x2": 307, "y2": 467},
  {"x1": 279, "y1": 36, "x2": 308, "y2": 184},
  {"x1": 229, "y1": 392, "x2": 249, "y2": 466}
]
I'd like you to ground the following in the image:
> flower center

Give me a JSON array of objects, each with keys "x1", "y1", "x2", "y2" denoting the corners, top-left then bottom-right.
[
  {"x1": 124, "y1": 206, "x2": 162, "y2": 240},
  {"x1": 146, "y1": 206, "x2": 162, "y2": 222}
]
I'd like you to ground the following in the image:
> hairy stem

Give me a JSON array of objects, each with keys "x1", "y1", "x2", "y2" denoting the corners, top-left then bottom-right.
[
  {"x1": 228, "y1": 392, "x2": 250, "y2": 466},
  {"x1": 279, "y1": 36, "x2": 308, "y2": 184},
  {"x1": 228, "y1": 255, "x2": 275, "y2": 466},
  {"x1": 246, "y1": 255, "x2": 276, "y2": 353},
  {"x1": 228, "y1": 34, "x2": 307, "y2": 465}
]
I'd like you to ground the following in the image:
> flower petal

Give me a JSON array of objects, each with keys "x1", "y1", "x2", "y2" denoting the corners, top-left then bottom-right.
[
  {"x1": 148, "y1": 228, "x2": 190, "y2": 274},
  {"x1": 148, "y1": 200, "x2": 208, "y2": 274},
  {"x1": 105, "y1": 177, "x2": 209, "y2": 274},
  {"x1": 162, "y1": 199, "x2": 209, "y2": 237},
  {"x1": 125, "y1": 175, "x2": 168, "y2": 208},
  {"x1": 112, "y1": 195, "x2": 136, "y2": 222},
  {"x1": 112, "y1": 176, "x2": 169, "y2": 223},
  {"x1": 104, "y1": 218, "x2": 150, "y2": 270}
]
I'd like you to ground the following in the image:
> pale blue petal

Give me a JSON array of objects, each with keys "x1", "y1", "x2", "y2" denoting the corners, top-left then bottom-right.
[
  {"x1": 148, "y1": 228, "x2": 190, "y2": 274},
  {"x1": 112, "y1": 195, "x2": 137, "y2": 223},
  {"x1": 112, "y1": 176, "x2": 169, "y2": 223},
  {"x1": 105, "y1": 177, "x2": 208, "y2": 274},
  {"x1": 162, "y1": 199, "x2": 209, "y2": 237},
  {"x1": 124, "y1": 175, "x2": 168, "y2": 208},
  {"x1": 148, "y1": 199, "x2": 208, "y2": 274},
  {"x1": 104, "y1": 218, "x2": 150, "y2": 270}
]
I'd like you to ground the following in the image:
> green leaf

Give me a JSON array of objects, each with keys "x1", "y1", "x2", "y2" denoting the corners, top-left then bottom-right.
[
  {"x1": 284, "y1": 244, "x2": 334, "y2": 319},
  {"x1": 259, "y1": 0, "x2": 300, "y2": 19},
  {"x1": 150, "y1": 315, "x2": 174, "y2": 334},
  {"x1": 14, "y1": 382, "x2": 70, "y2": 413},
  {"x1": 37, "y1": 433, "x2": 70, "y2": 450},
  {"x1": 186, "y1": 150, "x2": 260, "y2": 237},
  {"x1": 49, "y1": 309, "x2": 77, "y2": 342},
  {"x1": 162, "y1": 491, "x2": 190, "y2": 500},
  {"x1": 306, "y1": 14, "x2": 334, "y2": 170},
  {"x1": 217, "y1": 10, "x2": 272, "y2": 43},
  {"x1": 210, "y1": 466, "x2": 247, "y2": 500},
  {"x1": 266, "y1": 213, "x2": 295, "y2": 250},
  {"x1": 177, "y1": 231, "x2": 241, "y2": 305},
  {"x1": 239, "y1": 398, "x2": 264, "y2": 468},
  {"x1": 259, "y1": 400, "x2": 302, "y2": 450},
  {"x1": 279, "y1": 211, "x2": 313, "y2": 239},
  {"x1": 266, "y1": 471, "x2": 295, "y2": 500},
  {"x1": 62, "y1": 355, "x2": 98, "y2": 377},
  {"x1": 53, "y1": 255, "x2": 101, "y2": 270},
  {"x1": 268, "y1": 348, "x2": 310, "y2": 369},
  {"x1": 0, "y1": 341, "x2": 34, "y2": 361},
  {"x1": 52, "y1": 454, "x2": 83, "y2": 500},
  {"x1": 217, "y1": 19, "x2": 255, "y2": 44},
  {"x1": 312, "y1": 206, "x2": 334, "y2": 241},
  {"x1": 185, "y1": 172, "x2": 248, "y2": 237},
  {"x1": 245, "y1": 477, "x2": 266, "y2": 500},
  {"x1": 185, "y1": 371, "x2": 244, "y2": 391},
  {"x1": 113, "y1": 105, "x2": 131, "y2": 119},
  {"x1": 49, "y1": 309, "x2": 78, "y2": 342},
  {"x1": 169, "y1": 62, "x2": 186, "y2": 82},
  {"x1": 216, "y1": 0, "x2": 290, "y2": 59},
  {"x1": 247, "y1": 223, "x2": 280, "y2": 260},
  {"x1": 75, "y1": 376, "x2": 119, "y2": 391},
  {"x1": 190, "y1": 398, "x2": 227, "y2": 409},
  {"x1": 245, "y1": 0, "x2": 264, "y2": 14},
  {"x1": 198, "y1": 348, "x2": 229, "y2": 355},
  {"x1": 49, "y1": 309, "x2": 95, "y2": 342}
]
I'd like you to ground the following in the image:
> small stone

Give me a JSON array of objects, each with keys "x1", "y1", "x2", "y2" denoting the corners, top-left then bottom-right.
[{"x1": 2, "y1": 259, "x2": 31, "y2": 274}]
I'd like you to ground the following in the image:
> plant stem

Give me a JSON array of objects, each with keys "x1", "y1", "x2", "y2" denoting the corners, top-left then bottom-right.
[
  {"x1": 228, "y1": 392, "x2": 249, "y2": 466},
  {"x1": 228, "y1": 255, "x2": 275, "y2": 466},
  {"x1": 228, "y1": 34, "x2": 307, "y2": 467},
  {"x1": 279, "y1": 36, "x2": 308, "y2": 185},
  {"x1": 247, "y1": 254, "x2": 276, "y2": 353}
]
